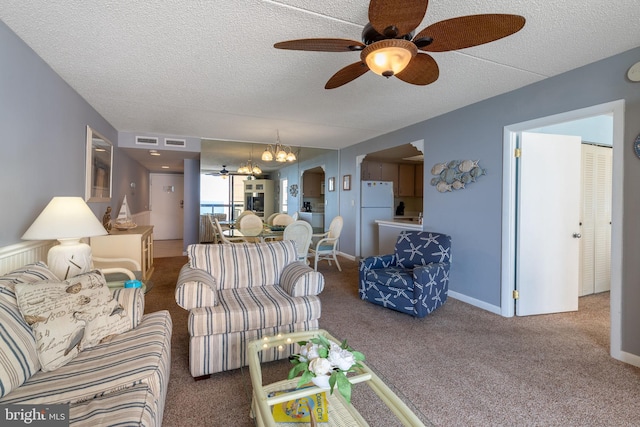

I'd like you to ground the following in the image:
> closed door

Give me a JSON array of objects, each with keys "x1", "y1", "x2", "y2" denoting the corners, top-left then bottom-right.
[
  {"x1": 516, "y1": 132, "x2": 582, "y2": 316},
  {"x1": 150, "y1": 173, "x2": 184, "y2": 240}
]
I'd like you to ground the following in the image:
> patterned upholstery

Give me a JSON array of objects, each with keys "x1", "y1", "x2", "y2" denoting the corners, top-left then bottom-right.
[
  {"x1": 178, "y1": 241, "x2": 324, "y2": 377},
  {"x1": 0, "y1": 262, "x2": 171, "y2": 426},
  {"x1": 359, "y1": 231, "x2": 452, "y2": 318},
  {"x1": 0, "y1": 310, "x2": 172, "y2": 426}
]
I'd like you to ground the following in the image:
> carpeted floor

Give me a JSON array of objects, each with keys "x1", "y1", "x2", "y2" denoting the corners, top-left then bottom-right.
[{"x1": 146, "y1": 256, "x2": 640, "y2": 426}]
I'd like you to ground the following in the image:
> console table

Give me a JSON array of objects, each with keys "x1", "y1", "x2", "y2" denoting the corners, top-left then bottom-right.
[{"x1": 90, "y1": 225, "x2": 154, "y2": 280}]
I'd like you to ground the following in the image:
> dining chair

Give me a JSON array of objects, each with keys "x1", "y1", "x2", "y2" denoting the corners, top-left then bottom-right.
[
  {"x1": 283, "y1": 220, "x2": 313, "y2": 262},
  {"x1": 235, "y1": 210, "x2": 256, "y2": 227},
  {"x1": 291, "y1": 211, "x2": 299, "y2": 221},
  {"x1": 238, "y1": 213, "x2": 264, "y2": 243},
  {"x1": 308, "y1": 215, "x2": 343, "y2": 271},
  {"x1": 213, "y1": 217, "x2": 244, "y2": 244},
  {"x1": 266, "y1": 212, "x2": 279, "y2": 226},
  {"x1": 272, "y1": 213, "x2": 294, "y2": 227}
]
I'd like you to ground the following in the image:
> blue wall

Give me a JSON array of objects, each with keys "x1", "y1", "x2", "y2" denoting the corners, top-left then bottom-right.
[
  {"x1": 339, "y1": 46, "x2": 640, "y2": 355},
  {"x1": 0, "y1": 20, "x2": 148, "y2": 246}
]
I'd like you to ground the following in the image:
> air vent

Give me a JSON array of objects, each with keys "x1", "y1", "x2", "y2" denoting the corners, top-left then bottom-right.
[
  {"x1": 165, "y1": 138, "x2": 186, "y2": 148},
  {"x1": 135, "y1": 136, "x2": 158, "y2": 146}
]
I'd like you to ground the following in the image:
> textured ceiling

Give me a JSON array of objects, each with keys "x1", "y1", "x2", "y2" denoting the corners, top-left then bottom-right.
[{"x1": 2, "y1": 1, "x2": 639, "y2": 172}]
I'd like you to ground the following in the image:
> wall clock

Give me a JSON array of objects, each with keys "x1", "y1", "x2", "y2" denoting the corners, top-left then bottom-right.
[
  {"x1": 634, "y1": 134, "x2": 640, "y2": 159},
  {"x1": 628, "y1": 61, "x2": 640, "y2": 82}
]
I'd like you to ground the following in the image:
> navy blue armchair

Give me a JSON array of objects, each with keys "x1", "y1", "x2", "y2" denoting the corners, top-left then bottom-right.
[{"x1": 359, "y1": 230, "x2": 451, "y2": 318}]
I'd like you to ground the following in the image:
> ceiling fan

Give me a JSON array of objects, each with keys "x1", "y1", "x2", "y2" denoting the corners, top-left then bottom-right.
[
  {"x1": 274, "y1": 0, "x2": 525, "y2": 89},
  {"x1": 206, "y1": 165, "x2": 230, "y2": 177}
]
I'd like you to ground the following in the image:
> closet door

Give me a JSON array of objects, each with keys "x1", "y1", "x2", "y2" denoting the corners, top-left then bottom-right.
[
  {"x1": 579, "y1": 144, "x2": 612, "y2": 296},
  {"x1": 593, "y1": 145, "x2": 612, "y2": 293}
]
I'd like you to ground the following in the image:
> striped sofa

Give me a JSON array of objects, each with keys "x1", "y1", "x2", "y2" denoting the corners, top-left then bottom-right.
[
  {"x1": 0, "y1": 262, "x2": 171, "y2": 426},
  {"x1": 176, "y1": 241, "x2": 324, "y2": 378}
]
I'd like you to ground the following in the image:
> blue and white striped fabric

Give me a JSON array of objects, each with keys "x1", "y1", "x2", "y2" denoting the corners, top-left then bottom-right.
[
  {"x1": 189, "y1": 321, "x2": 318, "y2": 377},
  {"x1": 187, "y1": 241, "x2": 298, "y2": 289},
  {"x1": 279, "y1": 261, "x2": 325, "y2": 297},
  {"x1": 0, "y1": 262, "x2": 58, "y2": 398},
  {"x1": 175, "y1": 263, "x2": 218, "y2": 309},
  {"x1": 188, "y1": 285, "x2": 321, "y2": 337},
  {"x1": 0, "y1": 310, "x2": 172, "y2": 427}
]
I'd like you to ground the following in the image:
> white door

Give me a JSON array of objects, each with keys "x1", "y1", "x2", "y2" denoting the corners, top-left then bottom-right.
[
  {"x1": 150, "y1": 173, "x2": 184, "y2": 240},
  {"x1": 516, "y1": 132, "x2": 582, "y2": 316}
]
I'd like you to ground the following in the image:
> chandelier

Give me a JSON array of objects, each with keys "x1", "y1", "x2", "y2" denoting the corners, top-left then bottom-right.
[
  {"x1": 261, "y1": 130, "x2": 297, "y2": 163},
  {"x1": 237, "y1": 160, "x2": 262, "y2": 176}
]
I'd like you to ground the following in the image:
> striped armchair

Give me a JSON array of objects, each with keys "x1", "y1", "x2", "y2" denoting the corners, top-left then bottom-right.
[{"x1": 176, "y1": 241, "x2": 324, "y2": 378}]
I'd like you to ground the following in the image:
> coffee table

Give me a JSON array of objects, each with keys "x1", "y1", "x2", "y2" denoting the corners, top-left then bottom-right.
[{"x1": 247, "y1": 329, "x2": 428, "y2": 427}]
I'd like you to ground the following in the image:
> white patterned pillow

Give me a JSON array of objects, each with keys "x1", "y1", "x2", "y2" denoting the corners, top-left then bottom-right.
[
  {"x1": 0, "y1": 262, "x2": 58, "y2": 398},
  {"x1": 15, "y1": 270, "x2": 132, "y2": 372}
]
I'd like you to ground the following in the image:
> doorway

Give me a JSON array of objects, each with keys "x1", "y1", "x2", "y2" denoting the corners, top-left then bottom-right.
[
  {"x1": 501, "y1": 100, "x2": 624, "y2": 359},
  {"x1": 150, "y1": 173, "x2": 184, "y2": 240}
]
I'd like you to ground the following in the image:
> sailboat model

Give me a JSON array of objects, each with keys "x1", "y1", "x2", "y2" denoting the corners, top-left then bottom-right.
[{"x1": 114, "y1": 195, "x2": 137, "y2": 230}]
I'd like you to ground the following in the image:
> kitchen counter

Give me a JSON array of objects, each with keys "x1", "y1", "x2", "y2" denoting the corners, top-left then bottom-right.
[{"x1": 375, "y1": 220, "x2": 423, "y2": 255}]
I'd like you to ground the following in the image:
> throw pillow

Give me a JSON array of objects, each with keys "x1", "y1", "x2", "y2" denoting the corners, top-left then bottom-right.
[
  {"x1": 15, "y1": 270, "x2": 132, "y2": 372},
  {"x1": 0, "y1": 262, "x2": 58, "y2": 398}
]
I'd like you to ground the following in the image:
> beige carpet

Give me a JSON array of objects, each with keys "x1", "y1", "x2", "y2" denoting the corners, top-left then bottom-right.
[{"x1": 145, "y1": 256, "x2": 640, "y2": 426}]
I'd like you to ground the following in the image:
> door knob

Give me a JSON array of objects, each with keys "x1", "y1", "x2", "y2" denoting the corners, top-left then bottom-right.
[{"x1": 573, "y1": 233, "x2": 582, "y2": 238}]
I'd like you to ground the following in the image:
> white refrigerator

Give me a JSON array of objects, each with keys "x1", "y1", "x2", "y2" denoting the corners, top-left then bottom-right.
[{"x1": 360, "y1": 181, "x2": 394, "y2": 258}]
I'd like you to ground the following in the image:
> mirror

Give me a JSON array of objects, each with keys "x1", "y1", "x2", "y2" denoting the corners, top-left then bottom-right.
[{"x1": 85, "y1": 126, "x2": 113, "y2": 202}]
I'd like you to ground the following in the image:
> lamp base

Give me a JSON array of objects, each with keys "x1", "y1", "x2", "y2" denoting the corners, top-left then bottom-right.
[{"x1": 47, "y1": 239, "x2": 93, "y2": 280}]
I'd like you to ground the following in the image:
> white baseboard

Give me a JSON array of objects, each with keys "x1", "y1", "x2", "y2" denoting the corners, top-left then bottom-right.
[
  {"x1": 448, "y1": 290, "x2": 502, "y2": 315},
  {"x1": 616, "y1": 350, "x2": 640, "y2": 369},
  {"x1": 337, "y1": 251, "x2": 356, "y2": 262}
]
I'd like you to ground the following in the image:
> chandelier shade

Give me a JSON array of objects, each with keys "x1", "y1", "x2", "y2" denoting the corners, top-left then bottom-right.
[{"x1": 261, "y1": 130, "x2": 297, "y2": 163}]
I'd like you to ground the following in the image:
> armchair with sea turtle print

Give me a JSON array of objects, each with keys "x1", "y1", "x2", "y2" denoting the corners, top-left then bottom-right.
[{"x1": 358, "y1": 230, "x2": 451, "y2": 318}]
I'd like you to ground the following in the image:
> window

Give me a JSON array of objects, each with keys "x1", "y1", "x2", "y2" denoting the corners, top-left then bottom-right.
[{"x1": 281, "y1": 179, "x2": 288, "y2": 213}]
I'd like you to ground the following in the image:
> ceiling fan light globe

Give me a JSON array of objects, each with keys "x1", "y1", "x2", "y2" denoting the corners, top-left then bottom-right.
[
  {"x1": 276, "y1": 149, "x2": 287, "y2": 162},
  {"x1": 362, "y1": 39, "x2": 417, "y2": 77}
]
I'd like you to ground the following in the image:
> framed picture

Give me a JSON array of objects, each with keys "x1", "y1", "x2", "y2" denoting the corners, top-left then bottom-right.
[
  {"x1": 342, "y1": 174, "x2": 351, "y2": 191},
  {"x1": 85, "y1": 126, "x2": 113, "y2": 202},
  {"x1": 328, "y1": 177, "x2": 335, "y2": 192}
]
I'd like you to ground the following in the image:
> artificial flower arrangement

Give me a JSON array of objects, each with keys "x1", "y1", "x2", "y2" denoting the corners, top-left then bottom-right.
[{"x1": 288, "y1": 334, "x2": 365, "y2": 404}]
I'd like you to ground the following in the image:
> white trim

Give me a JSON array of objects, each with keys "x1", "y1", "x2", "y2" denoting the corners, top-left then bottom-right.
[
  {"x1": 448, "y1": 291, "x2": 501, "y2": 315},
  {"x1": 0, "y1": 240, "x2": 55, "y2": 275},
  {"x1": 618, "y1": 350, "x2": 640, "y2": 367},
  {"x1": 501, "y1": 100, "x2": 625, "y2": 362},
  {"x1": 337, "y1": 251, "x2": 355, "y2": 262}
]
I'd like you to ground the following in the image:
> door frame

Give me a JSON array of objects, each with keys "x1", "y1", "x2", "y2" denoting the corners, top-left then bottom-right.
[{"x1": 500, "y1": 100, "x2": 624, "y2": 359}]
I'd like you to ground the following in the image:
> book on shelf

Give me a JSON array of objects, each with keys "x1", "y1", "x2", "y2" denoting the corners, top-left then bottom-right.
[{"x1": 269, "y1": 387, "x2": 329, "y2": 424}]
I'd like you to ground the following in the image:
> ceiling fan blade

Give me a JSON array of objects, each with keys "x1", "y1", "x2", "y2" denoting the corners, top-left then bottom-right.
[
  {"x1": 369, "y1": 0, "x2": 428, "y2": 37},
  {"x1": 274, "y1": 38, "x2": 364, "y2": 52},
  {"x1": 395, "y1": 53, "x2": 439, "y2": 86},
  {"x1": 325, "y1": 62, "x2": 370, "y2": 89},
  {"x1": 415, "y1": 14, "x2": 525, "y2": 52}
]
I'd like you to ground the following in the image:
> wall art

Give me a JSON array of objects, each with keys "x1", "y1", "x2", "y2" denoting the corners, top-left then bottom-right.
[{"x1": 430, "y1": 160, "x2": 486, "y2": 192}]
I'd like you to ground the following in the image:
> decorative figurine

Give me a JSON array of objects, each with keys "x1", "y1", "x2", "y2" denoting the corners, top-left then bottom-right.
[{"x1": 102, "y1": 206, "x2": 112, "y2": 232}]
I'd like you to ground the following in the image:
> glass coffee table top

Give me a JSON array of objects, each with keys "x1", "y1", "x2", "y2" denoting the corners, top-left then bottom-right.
[{"x1": 245, "y1": 329, "x2": 433, "y2": 427}]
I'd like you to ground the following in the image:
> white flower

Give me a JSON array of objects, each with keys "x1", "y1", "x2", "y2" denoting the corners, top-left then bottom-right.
[
  {"x1": 299, "y1": 342, "x2": 320, "y2": 362},
  {"x1": 328, "y1": 343, "x2": 356, "y2": 371},
  {"x1": 308, "y1": 357, "x2": 333, "y2": 376}
]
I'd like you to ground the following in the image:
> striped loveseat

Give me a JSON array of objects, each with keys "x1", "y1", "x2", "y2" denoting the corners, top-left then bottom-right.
[
  {"x1": 0, "y1": 262, "x2": 171, "y2": 426},
  {"x1": 176, "y1": 241, "x2": 324, "y2": 378}
]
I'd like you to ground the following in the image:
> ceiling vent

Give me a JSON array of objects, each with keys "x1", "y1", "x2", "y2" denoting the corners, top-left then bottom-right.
[
  {"x1": 165, "y1": 138, "x2": 186, "y2": 148},
  {"x1": 136, "y1": 136, "x2": 158, "y2": 146}
]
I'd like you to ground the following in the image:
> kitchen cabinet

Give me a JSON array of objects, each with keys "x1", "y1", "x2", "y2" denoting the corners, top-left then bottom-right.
[
  {"x1": 415, "y1": 163, "x2": 424, "y2": 196},
  {"x1": 397, "y1": 164, "x2": 415, "y2": 197},
  {"x1": 362, "y1": 161, "x2": 399, "y2": 194},
  {"x1": 361, "y1": 160, "x2": 381, "y2": 181},
  {"x1": 90, "y1": 225, "x2": 154, "y2": 280},
  {"x1": 303, "y1": 173, "x2": 323, "y2": 197}
]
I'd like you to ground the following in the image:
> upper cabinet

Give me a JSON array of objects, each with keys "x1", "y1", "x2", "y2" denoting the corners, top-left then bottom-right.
[
  {"x1": 397, "y1": 164, "x2": 415, "y2": 197},
  {"x1": 362, "y1": 160, "x2": 423, "y2": 197},
  {"x1": 303, "y1": 173, "x2": 324, "y2": 197}
]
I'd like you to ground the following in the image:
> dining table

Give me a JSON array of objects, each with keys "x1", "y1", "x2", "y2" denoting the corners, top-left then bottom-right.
[{"x1": 223, "y1": 226, "x2": 284, "y2": 243}]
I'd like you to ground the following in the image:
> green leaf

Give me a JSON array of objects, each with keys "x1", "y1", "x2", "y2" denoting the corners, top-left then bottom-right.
[
  {"x1": 288, "y1": 361, "x2": 308, "y2": 379},
  {"x1": 336, "y1": 372, "x2": 352, "y2": 403},
  {"x1": 299, "y1": 370, "x2": 313, "y2": 386},
  {"x1": 352, "y1": 350, "x2": 365, "y2": 362}
]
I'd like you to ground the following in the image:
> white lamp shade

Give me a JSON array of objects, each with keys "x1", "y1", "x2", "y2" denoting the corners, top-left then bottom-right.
[
  {"x1": 22, "y1": 197, "x2": 107, "y2": 280},
  {"x1": 22, "y1": 197, "x2": 107, "y2": 241}
]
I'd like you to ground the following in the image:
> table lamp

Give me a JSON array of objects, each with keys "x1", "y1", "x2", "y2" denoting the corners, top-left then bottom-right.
[{"x1": 22, "y1": 197, "x2": 108, "y2": 280}]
